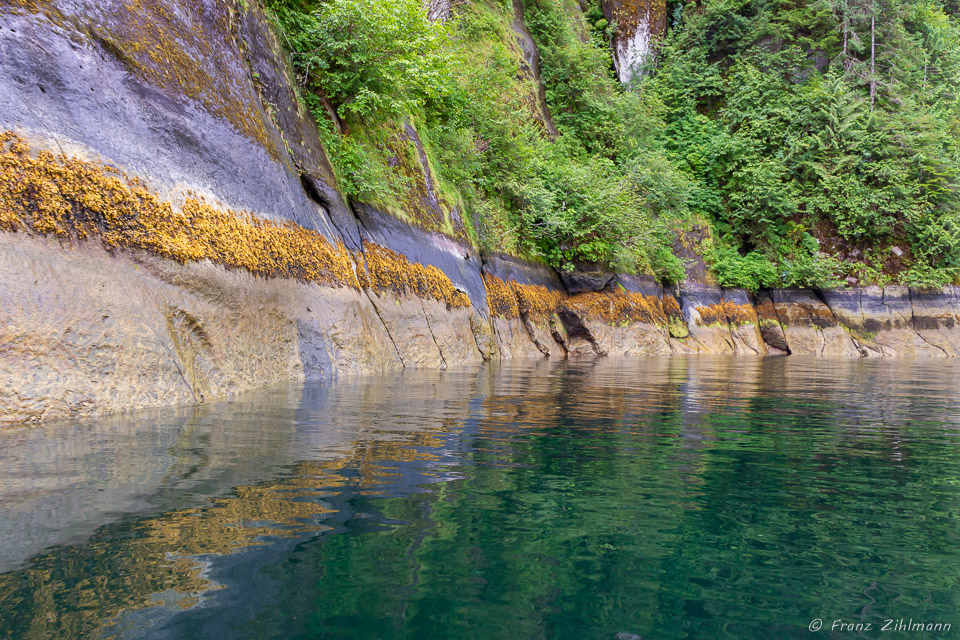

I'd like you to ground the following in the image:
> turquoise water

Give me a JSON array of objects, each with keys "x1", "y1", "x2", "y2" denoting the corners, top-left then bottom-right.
[{"x1": 1, "y1": 357, "x2": 959, "y2": 639}]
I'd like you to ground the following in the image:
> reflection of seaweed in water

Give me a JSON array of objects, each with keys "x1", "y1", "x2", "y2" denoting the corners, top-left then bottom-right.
[
  {"x1": 0, "y1": 465, "x2": 334, "y2": 639},
  {"x1": 5, "y1": 360, "x2": 960, "y2": 639},
  {"x1": 0, "y1": 421, "x2": 453, "y2": 640}
]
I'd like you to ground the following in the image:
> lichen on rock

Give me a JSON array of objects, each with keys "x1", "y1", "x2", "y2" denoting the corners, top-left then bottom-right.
[{"x1": 7, "y1": 0, "x2": 272, "y2": 150}]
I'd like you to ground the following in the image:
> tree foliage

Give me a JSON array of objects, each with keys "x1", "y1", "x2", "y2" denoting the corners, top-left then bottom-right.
[
  {"x1": 267, "y1": 0, "x2": 689, "y2": 280},
  {"x1": 265, "y1": 0, "x2": 960, "y2": 290},
  {"x1": 267, "y1": 0, "x2": 456, "y2": 118},
  {"x1": 643, "y1": 0, "x2": 960, "y2": 287}
]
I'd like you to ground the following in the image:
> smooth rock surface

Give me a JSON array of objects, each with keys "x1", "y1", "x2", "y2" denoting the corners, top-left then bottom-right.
[
  {"x1": 678, "y1": 283, "x2": 736, "y2": 355},
  {"x1": 559, "y1": 262, "x2": 616, "y2": 294},
  {"x1": 0, "y1": 234, "x2": 402, "y2": 425},
  {"x1": 769, "y1": 289, "x2": 861, "y2": 357}
]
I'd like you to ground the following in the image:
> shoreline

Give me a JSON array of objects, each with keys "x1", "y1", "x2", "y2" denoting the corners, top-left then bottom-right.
[
  {"x1": 3, "y1": 3, "x2": 959, "y2": 427},
  {"x1": 4, "y1": 212, "x2": 959, "y2": 427}
]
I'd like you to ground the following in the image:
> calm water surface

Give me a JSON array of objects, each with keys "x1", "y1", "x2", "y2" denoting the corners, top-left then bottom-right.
[{"x1": 2, "y1": 357, "x2": 960, "y2": 640}]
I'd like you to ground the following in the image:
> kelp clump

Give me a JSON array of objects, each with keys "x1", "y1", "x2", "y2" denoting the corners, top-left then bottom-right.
[
  {"x1": 695, "y1": 302, "x2": 758, "y2": 327},
  {"x1": 512, "y1": 282, "x2": 565, "y2": 320},
  {"x1": 484, "y1": 274, "x2": 521, "y2": 319},
  {"x1": 484, "y1": 273, "x2": 687, "y2": 334},
  {"x1": 358, "y1": 241, "x2": 471, "y2": 308},
  {"x1": 0, "y1": 132, "x2": 357, "y2": 287},
  {"x1": 562, "y1": 291, "x2": 667, "y2": 327},
  {"x1": 0, "y1": 131, "x2": 487, "y2": 306},
  {"x1": 483, "y1": 274, "x2": 565, "y2": 320}
]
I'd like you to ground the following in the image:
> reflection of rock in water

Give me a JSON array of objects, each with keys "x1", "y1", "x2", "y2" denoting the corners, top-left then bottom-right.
[
  {"x1": 0, "y1": 365, "x2": 493, "y2": 638},
  {"x1": 0, "y1": 384, "x2": 306, "y2": 573},
  {"x1": 0, "y1": 365, "x2": 495, "y2": 574},
  {"x1": 5, "y1": 358, "x2": 960, "y2": 639}
]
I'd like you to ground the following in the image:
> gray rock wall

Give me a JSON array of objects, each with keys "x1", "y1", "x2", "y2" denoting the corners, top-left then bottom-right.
[
  {"x1": 0, "y1": 0, "x2": 495, "y2": 425},
  {"x1": 5, "y1": 0, "x2": 960, "y2": 428}
]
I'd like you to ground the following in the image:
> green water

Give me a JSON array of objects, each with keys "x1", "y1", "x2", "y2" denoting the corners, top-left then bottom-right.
[{"x1": 2, "y1": 357, "x2": 960, "y2": 639}]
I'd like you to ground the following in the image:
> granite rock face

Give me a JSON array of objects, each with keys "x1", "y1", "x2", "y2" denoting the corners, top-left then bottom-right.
[
  {"x1": 821, "y1": 287, "x2": 951, "y2": 357},
  {"x1": 483, "y1": 254, "x2": 568, "y2": 359},
  {"x1": 0, "y1": 0, "x2": 492, "y2": 426},
  {"x1": 677, "y1": 283, "x2": 735, "y2": 354},
  {"x1": 573, "y1": 274, "x2": 673, "y2": 357},
  {"x1": 0, "y1": 1, "x2": 337, "y2": 236},
  {"x1": 673, "y1": 284, "x2": 768, "y2": 355},
  {"x1": 908, "y1": 287, "x2": 960, "y2": 356},
  {"x1": 425, "y1": 0, "x2": 451, "y2": 22},
  {"x1": 0, "y1": 234, "x2": 401, "y2": 424},
  {"x1": 558, "y1": 262, "x2": 616, "y2": 295},
  {"x1": 755, "y1": 292, "x2": 791, "y2": 354},
  {"x1": 722, "y1": 288, "x2": 768, "y2": 355}
]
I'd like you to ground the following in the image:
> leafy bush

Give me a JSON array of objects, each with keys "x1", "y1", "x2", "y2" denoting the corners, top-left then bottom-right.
[
  {"x1": 269, "y1": 0, "x2": 457, "y2": 119},
  {"x1": 311, "y1": 116, "x2": 396, "y2": 200},
  {"x1": 267, "y1": 0, "x2": 686, "y2": 273},
  {"x1": 778, "y1": 235, "x2": 850, "y2": 289},
  {"x1": 708, "y1": 243, "x2": 779, "y2": 291},
  {"x1": 644, "y1": 0, "x2": 960, "y2": 285},
  {"x1": 266, "y1": 0, "x2": 960, "y2": 288},
  {"x1": 501, "y1": 143, "x2": 653, "y2": 273}
]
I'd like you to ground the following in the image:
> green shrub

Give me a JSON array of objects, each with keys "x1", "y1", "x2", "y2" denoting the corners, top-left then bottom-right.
[
  {"x1": 778, "y1": 235, "x2": 850, "y2": 289},
  {"x1": 266, "y1": 0, "x2": 960, "y2": 287},
  {"x1": 268, "y1": 0, "x2": 688, "y2": 274},
  {"x1": 708, "y1": 243, "x2": 779, "y2": 291},
  {"x1": 269, "y1": 0, "x2": 457, "y2": 119},
  {"x1": 644, "y1": 0, "x2": 960, "y2": 285}
]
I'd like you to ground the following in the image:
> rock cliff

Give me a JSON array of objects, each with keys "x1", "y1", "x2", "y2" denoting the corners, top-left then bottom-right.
[{"x1": 3, "y1": 0, "x2": 960, "y2": 427}]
